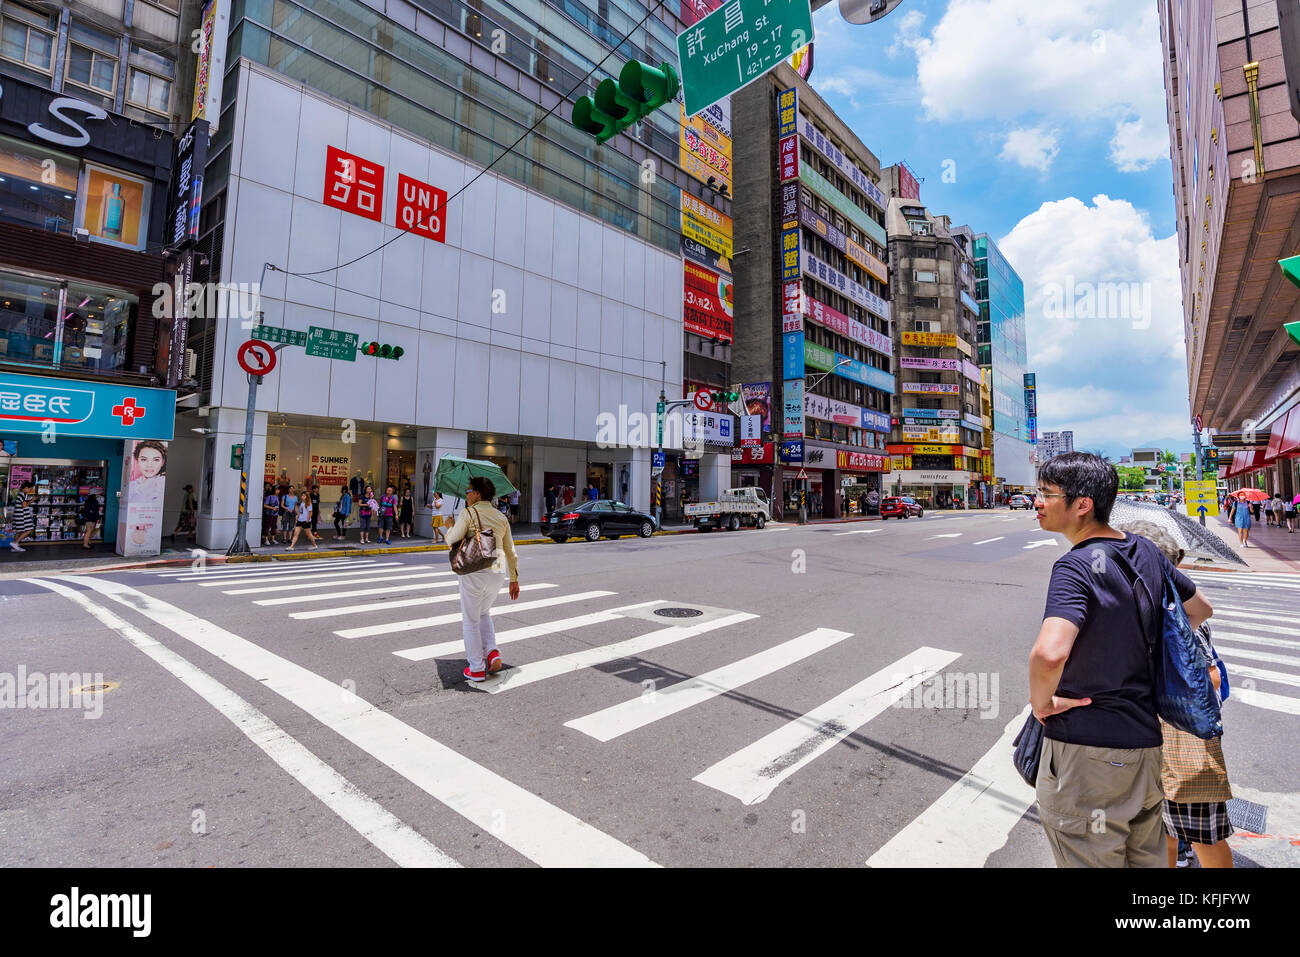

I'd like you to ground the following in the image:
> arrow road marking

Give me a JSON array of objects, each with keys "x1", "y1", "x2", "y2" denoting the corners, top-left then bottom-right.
[
  {"x1": 973, "y1": 537, "x2": 1004, "y2": 545},
  {"x1": 1024, "y1": 539, "x2": 1059, "y2": 549}
]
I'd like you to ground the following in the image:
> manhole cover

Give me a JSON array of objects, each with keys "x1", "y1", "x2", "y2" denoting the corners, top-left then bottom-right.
[
  {"x1": 653, "y1": 607, "x2": 703, "y2": 618},
  {"x1": 1226, "y1": 798, "x2": 1267, "y2": 834}
]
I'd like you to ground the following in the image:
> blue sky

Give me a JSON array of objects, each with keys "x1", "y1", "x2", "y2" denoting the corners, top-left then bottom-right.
[{"x1": 805, "y1": 0, "x2": 1194, "y2": 458}]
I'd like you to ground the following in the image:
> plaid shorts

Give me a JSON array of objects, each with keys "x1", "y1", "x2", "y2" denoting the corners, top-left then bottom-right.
[{"x1": 1163, "y1": 800, "x2": 1234, "y2": 845}]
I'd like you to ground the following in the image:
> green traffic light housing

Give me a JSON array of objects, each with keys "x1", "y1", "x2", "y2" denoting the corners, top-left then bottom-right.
[
  {"x1": 361, "y1": 341, "x2": 404, "y2": 359},
  {"x1": 571, "y1": 60, "x2": 680, "y2": 143},
  {"x1": 710, "y1": 391, "x2": 739, "y2": 404},
  {"x1": 1279, "y1": 256, "x2": 1300, "y2": 345}
]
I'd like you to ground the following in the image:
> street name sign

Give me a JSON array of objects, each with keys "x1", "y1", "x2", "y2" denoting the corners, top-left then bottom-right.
[
  {"x1": 249, "y1": 324, "x2": 307, "y2": 347},
  {"x1": 1184, "y1": 480, "x2": 1219, "y2": 518},
  {"x1": 306, "y1": 326, "x2": 359, "y2": 361},
  {"x1": 677, "y1": 0, "x2": 815, "y2": 115}
]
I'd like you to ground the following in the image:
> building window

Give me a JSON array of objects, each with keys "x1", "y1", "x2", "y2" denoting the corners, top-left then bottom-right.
[
  {"x1": 914, "y1": 270, "x2": 937, "y2": 283},
  {"x1": 914, "y1": 297, "x2": 939, "y2": 308},
  {"x1": 127, "y1": 68, "x2": 172, "y2": 113},
  {"x1": 0, "y1": 134, "x2": 79, "y2": 234},
  {"x1": 66, "y1": 22, "x2": 120, "y2": 96},
  {"x1": 1, "y1": 3, "x2": 56, "y2": 72}
]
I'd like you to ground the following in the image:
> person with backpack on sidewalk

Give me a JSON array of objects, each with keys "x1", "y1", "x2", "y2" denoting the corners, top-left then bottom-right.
[{"x1": 1028, "y1": 453, "x2": 1213, "y2": 868}]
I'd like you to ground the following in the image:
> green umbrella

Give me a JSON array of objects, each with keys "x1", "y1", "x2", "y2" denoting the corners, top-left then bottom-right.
[{"x1": 433, "y1": 455, "x2": 518, "y2": 500}]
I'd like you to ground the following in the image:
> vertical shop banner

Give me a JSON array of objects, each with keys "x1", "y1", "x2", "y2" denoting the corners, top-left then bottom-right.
[
  {"x1": 779, "y1": 227, "x2": 801, "y2": 282},
  {"x1": 780, "y1": 182, "x2": 799, "y2": 229},
  {"x1": 783, "y1": 378, "x2": 805, "y2": 436},
  {"x1": 782, "y1": 280, "x2": 803, "y2": 333},
  {"x1": 682, "y1": 260, "x2": 734, "y2": 341},
  {"x1": 264, "y1": 435, "x2": 280, "y2": 487},
  {"x1": 309, "y1": 439, "x2": 352, "y2": 489},
  {"x1": 741, "y1": 382, "x2": 772, "y2": 430},
  {"x1": 116, "y1": 439, "x2": 168, "y2": 557},
  {"x1": 778, "y1": 88, "x2": 798, "y2": 137},
  {"x1": 779, "y1": 134, "x2": 799, "y2": 182},
  {"x1": 782, "y1": 332, "x2": 805, "y2": 381}
]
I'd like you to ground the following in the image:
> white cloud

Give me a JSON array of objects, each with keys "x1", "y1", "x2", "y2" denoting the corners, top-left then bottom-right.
[
  {"x1": 999, "y1": 126, "x2": 1061, "y2": 171},
  {"x1": 997, "y1": 194, "x2": 1189, "y2": 452},
  {"x1": 887, "y1": 9, "x2": 926, "y2": 58},
  {"x1": 899, "y1": 0, "x2": 1168, "y2": 174}
]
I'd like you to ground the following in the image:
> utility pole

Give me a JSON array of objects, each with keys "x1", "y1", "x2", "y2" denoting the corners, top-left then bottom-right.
[
  {"x1": 1193, "y1": 419, "x2": 1206, "y2": 526},
  {"x1": 227, "y1": 264, "x2": 279, "y2": 556},
  {"x1": 656, "y1": 360, "x2": 693, "y2": 529}
]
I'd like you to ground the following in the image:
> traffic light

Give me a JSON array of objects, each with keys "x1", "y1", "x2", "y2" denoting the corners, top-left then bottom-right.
[
  {"x1": 361, "y1": 341, "x2": 404, "y2": 359},
  {"x1": 710, "y1": 391, "x2": 739, "y2": 404},
  {"x1": 571, "y1": 60, "x2": 680, "y2": 143},
  {"x1": 1280, "y1": 256, "x2": 1300, "y2": 345}
]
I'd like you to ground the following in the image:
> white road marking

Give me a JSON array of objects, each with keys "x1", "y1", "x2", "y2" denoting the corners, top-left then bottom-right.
[
  {"x1": 564, "y1": 628, "x2": 852, "y2": 741},
  {"x1": 1210, "y1": 615, "x2": 1300, "y2": 637},
  {"x1": 160, "y1": 559, "x2": 375, "y2": 579},
  {"x1": 693, "y1": 646, "x2": 962, "y2": 806},
  {"x1": 865, "y1": 706, "x2": 1036, "y2": 868},
  {"x1": 1213, "y1": 644, "x2": 1300, "y2": 667},
  {"x1": 336, "y1": 591, "x2": 617, "y2": 639},
  {"x1": 1234, "y1": 686, "x2": 1300, "y2": 716},
  {"x1": 198, "y1": 563, "x2": 409, "y2": 587},
  {"x1": 1212, "y1": 632, "x2": 1300, "y2": 650},
  {"x1": 924, "y1": 533, "x2": 961, "y2": 540},
  {"x1": 289, "y1": 583, "x2": 556, "y2": 620},
  {"x1": 483, "y1": 612, "x2": 759, "y2": 695},
  {"x1": 224, "y1": 569, "x2": 443, "y2": 596},
  {"x1": 1023, "y1": 539, "x2": 1059, "y2": 549},
  {"x1": 394, "y1": 600, "x2": 668, "y2": 661},
  {"x1": 54, "y1": 575, "x2": 656, "y2": 868},
  {"x1": 255, "y1": 577, "x2": 459, "y2": 605},
  {"x1": 973, "y1": 537, "x2": 1004, "y2": 545},
  {"x1": 1229, "y1": 663, "x2": 1300, "y2": 688},
  {"x1": 833, "y1": 528, "x2": 880, "y2": 536},
  {"x1": 28, "y1": 578, "x2": 459, "y2": 868}
]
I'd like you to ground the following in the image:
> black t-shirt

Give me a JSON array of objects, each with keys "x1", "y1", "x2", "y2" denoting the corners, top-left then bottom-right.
[{"x1": 1041, "y1": 532, "x2": 1198, "y2": 749}]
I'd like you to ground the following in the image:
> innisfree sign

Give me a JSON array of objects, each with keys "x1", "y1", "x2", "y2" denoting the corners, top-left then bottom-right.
[{"x1": 677, "y1": 0, "x2": 815, "y2": 116}]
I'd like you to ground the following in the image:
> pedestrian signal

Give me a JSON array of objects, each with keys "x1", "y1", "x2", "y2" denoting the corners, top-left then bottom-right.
[
  {"x1": 361, "y1": 341, "x2": 404, "y2": 359},
  {"x1": 571, "y1": 60, "x2": 680, "y2": 143}
]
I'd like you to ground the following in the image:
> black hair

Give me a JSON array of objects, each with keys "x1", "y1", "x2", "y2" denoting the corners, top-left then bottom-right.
[
  {"x1": 468, "y1": 475, "x2": 496, "y2": 500},
  {"x1": 1037, "y1": 452, "x2": 1118, "y2": 524},
  {"x1": 133, "y1": 439, "x2": 167, "y2": 474}
]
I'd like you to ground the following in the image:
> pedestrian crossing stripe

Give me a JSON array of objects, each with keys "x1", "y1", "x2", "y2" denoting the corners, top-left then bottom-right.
[
  {"x1": 156, "y1": 558, "x2": 376, "y2": 578},
  {"x1": 165, "y1": 560, "x2": 385, "y2": 582},
  {"x1": 1234, "y1": 686, "x2": 1300, "y2": 716},
  {"x1": 692, "y1": 646, "x2": 961, "y2": 806},
  {"x1": 224, "y1": 569, "x2": 446, "y2": 596},
  {"x1": 255, "y1": 576, "x2": 459, "y2": 605},
  {"x1": 1231, "y1": 663, "x2": 1300, "y2": 689},
  {"x1": 335, "y1": 590, "x2": 618, "y2": 639},
  {"x1": 1213, "y1": 644, "x2": 1300, "y2": 668},
  {"x1": 289, "y1": 583, "x2": 557, "y2": 620},
  {"x1": 1212, "y1": 631, "x2": 1300, "y2": 651},
  {"x1": 197, "y1": 563, "x2": 410, "y2": 587}
]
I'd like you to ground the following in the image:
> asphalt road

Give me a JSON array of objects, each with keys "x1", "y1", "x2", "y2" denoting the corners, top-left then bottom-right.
[{"x1": 1, "y1": 509, "x2": 1295, "y2": 868}]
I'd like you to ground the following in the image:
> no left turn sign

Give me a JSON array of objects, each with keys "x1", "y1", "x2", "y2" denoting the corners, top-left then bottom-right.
[
  {"x1": 238, "y1": 339, "x2": 276, "y2": 376},
  {"x1": 693, "y1": 391, "x2": 712, "y2": 411}
]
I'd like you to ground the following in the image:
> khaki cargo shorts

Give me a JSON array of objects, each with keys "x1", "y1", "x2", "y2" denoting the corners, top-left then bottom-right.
[{"x1": 1036, "y1": 736, "x2": 1165, "y2": 868}]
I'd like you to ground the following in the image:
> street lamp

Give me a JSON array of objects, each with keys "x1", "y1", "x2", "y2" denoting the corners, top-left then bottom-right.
[{"x1": 795, "y1": 357, "x2": 852, "y2": 524}]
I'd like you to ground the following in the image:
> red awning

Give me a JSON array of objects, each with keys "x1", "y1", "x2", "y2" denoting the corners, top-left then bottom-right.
[
  {"x1": 1265, "y1": 413, "x2": 1286, "y2": 461},
  {"x1": 1227, "y1": 448, "x2": 1270, "y2": 477},
  {"x1": 1279, "y1": 407, "x2": 1300, "y2": 458}
]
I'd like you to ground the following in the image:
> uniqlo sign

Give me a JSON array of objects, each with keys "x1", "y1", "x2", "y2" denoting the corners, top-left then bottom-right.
[
  {"x1": 396, "y1": 174, "x2": 447, "y2": 243},
  {"x1": 324, "y1": 146, "x2": 384, "y2": 221}
]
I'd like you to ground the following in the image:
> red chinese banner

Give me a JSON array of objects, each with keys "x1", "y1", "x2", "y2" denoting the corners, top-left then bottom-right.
[
  {"x1": 395, "y1": 174, "x2": 447, "y2": 242},
  {"x1": 323, "y1": 146, "x2": 383, "y2": 222},
  {"x1": 683, "y1": 260, "x2": 734, "y2": 342},
  {"x1": 778, "y1": 134, "x2": 799, "y2": 182}
]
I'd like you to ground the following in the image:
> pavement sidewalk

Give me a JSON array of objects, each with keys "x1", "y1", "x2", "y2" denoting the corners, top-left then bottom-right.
[{"x1": 1204, "y1": 511, "x2": 1300, "y2": 574}]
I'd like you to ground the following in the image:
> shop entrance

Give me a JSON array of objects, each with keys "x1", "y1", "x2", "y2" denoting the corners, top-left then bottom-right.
[
  {"x1": 587, "y1": 462, "x2": 612, "y2": 500},
  {"x1": 2, "y1": 457, "x2": 108, "y2": 545},
  {"x1": 386, "y1": 450, "x2": 416, "y2": 495}
]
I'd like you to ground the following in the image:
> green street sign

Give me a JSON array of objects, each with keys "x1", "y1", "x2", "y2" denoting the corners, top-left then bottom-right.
[
  {"x1": 249, "y1": 324, "x2": 307, "y2": 347},
  {"x1": 677, "y1": 0, "x2": 814, "y2": 116},
  {"x1": 305, "y1": 326, "x2": 359, "y2": 361},
  {"x1": 230, "y1": 443, "x2": 244, "y2": 469}
]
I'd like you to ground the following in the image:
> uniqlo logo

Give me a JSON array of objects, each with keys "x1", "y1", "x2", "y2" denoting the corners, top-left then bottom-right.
[
  {"x1": 395, "y1": 174, "x2": 447, "y2": 243},
  {"x1": 323, "y1": 146, "x2": 384, "y2": 221}
]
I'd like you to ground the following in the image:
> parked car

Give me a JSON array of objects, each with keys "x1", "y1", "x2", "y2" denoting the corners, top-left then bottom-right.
[
  {"x1": 1009, "y1": 493, "x2": 1033, "y2": 510},
  {"x1": 541, "y1": 500, "x2": 657, "y2": 542},
  {"x1": 879, "y1": 496, "x2": 924, "y2": 519}
]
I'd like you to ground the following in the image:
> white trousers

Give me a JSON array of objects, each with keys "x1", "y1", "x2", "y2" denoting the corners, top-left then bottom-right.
[{"x1": 459, "y1": 568, "x2": 506, "y2": 672}]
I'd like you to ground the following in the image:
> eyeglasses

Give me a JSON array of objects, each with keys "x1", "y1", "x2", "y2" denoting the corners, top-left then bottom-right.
[{"x1": 1034, "y1": 492, "x2": 1068, "y2": 501}]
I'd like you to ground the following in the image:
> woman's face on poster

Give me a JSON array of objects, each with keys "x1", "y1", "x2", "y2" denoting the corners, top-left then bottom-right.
[{"x1": 136, "y1": 446, "x2": 164, "y2": 479}]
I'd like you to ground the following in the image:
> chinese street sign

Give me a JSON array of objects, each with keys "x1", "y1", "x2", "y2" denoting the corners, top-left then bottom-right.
[
  {"x1": 1183, "y1": 480, "x2": 1219, "y2": 518},
  {"x1": 249, "y1": 324, "x2": 307, "y2": 347},
  {"x1": 677, "y1": 0, "x2": 816, "y2": 116},
  {"x1": 305, "y1": 326, "x2": 359, "y2": 361}
]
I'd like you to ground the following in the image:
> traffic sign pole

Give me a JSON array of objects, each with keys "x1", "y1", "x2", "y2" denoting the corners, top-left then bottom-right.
[{"x1": 1193, "y1": 418, "x2": 1205, "y2": 525}]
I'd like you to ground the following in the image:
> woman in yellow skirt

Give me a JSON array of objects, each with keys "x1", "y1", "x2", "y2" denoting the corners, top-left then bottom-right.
[{"x1": 431, "y1": 491, "x2": 447, "y2": 544}]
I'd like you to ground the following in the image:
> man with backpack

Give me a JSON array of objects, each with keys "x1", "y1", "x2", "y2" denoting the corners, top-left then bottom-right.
[{"x1": 1028, "y1": 453, "x2": 1214, "y2": 867}]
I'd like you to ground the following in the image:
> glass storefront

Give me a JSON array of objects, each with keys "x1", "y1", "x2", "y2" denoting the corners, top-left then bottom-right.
[
  {"x1": 2, "y1": 457, "x2": 108, "y2": 544},
  {"x1": 0, "y1": 134, "x2": 79, "y2": 234},
  {"x1": 0, "y1": 270, "x2": 136, "y2": 374}
]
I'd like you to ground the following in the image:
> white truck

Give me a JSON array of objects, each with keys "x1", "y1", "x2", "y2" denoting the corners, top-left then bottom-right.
[{"x1": 685, "y1": 487, "x2": 772, "y2": 531}]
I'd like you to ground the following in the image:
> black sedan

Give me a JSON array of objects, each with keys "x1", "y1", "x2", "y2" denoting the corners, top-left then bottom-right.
[{"x1": 541, "y1": 500, "x2": 657, "y2": 542}]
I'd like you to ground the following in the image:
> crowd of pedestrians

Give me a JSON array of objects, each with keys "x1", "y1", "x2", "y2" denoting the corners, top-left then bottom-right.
[{"x1": 257, "y1": 476, "x2": 468, "y2": 549}]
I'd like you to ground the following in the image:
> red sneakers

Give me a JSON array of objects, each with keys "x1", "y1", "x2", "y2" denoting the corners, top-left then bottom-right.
[
  {"x1": 486, "y1": 650, "x2": 503, "y2": 673},
  {"x1": 463, "y1": 666, "x2": 486, "y2": 683}
]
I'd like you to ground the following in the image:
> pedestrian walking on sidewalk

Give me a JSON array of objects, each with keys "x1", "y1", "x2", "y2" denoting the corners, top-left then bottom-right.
[
  {"x1": 8, "y1": 481, "x2": 35, "y2": 552},
  {"x1": 78, "y1": 493, "x2": 102, "y2": 550},
  {"x1": 1232, "y1": 495, "x2": 1252, "y2": 548},
  {"x1": 280, "y1": 487, "x2": 299, "y2": 545},
  {"x1": 286, "y1": 494, "x2": 319, "y2": 550},
  {"x1": 431, "y1": 492, "x2": 448, "y2": 543},
  {"x1": 378, "y1": 485, "x2": 397, "y2": 544},
  {"x1": 446, "y1": 475, "x2": 520, "y2": 682},
  {"x1": 1271, "y1": 494, "x2": 1285, "y2": 530},
  {"x1": 309, "y1": 485, "x2": 322, "y2": 536},
  {"x1": 358, "y1": 486, "x2": 376, "y2": 544},
  {"x1": 1028, "y1": 452, "x2": 1213, "y2": 868},
  {"x1": 1112, "y1": 519, "x2": 1235, "y2": 869},
  {"x1": 262, "y1": 484, "x2": 279, "y2": 546},
  {"x1": 1285, "y1": 496, "x2": 1297, "y2": 532},
  {"x1": 333, "y1": 487, "x2": 352, "y2": 540},
  {"x1": 399, "y1": 487, "x2": 414, "y2": 539}
]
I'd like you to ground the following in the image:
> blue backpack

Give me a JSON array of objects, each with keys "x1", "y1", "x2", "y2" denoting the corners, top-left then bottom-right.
[{"x1": 1100, "y1": 543, "x2": 1223, "y2": 739}]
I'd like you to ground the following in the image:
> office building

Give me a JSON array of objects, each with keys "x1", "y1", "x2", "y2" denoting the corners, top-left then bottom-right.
[{"x1": 1038, "y1": 430, "x2": 1074, "y2": 462}]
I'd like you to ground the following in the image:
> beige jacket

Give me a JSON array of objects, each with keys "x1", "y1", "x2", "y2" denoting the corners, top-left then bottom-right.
[{"x1": 445, "y1": 501, "x2": 519, "y2": 582}]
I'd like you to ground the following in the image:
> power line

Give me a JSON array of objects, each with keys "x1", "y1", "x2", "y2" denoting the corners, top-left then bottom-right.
[{"x1": 273, "y1": 0, "x2": 668, "y2": 279}]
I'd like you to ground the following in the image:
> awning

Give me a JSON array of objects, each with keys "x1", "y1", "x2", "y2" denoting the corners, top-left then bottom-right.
[
  {"x1": 1276, "y1": 406, "x2": 1300, "y2": 458},
  {"x1": 1226, "y1": 448, "x2": 1269, "y2": 477}
]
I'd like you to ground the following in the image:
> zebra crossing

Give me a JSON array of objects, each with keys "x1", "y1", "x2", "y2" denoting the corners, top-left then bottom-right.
[
  {"x1": 1186, "y1": 570, "x2": 1300, "y2": 717},
  {"x1": 148, "y1": 558, "x2": 997, "y2": 831}
]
